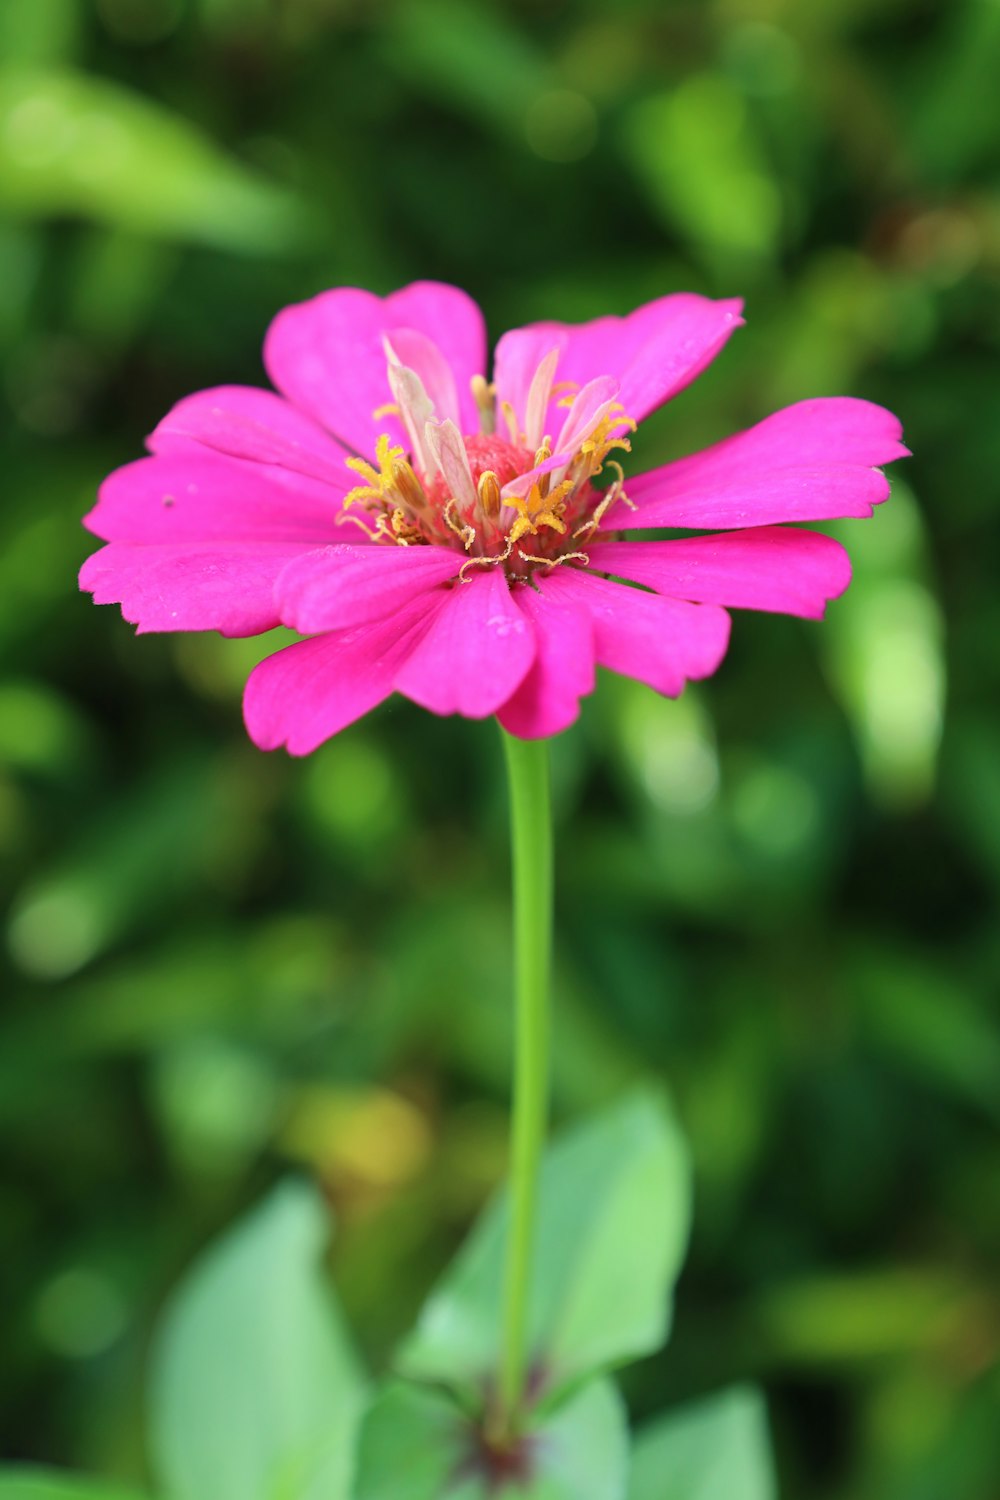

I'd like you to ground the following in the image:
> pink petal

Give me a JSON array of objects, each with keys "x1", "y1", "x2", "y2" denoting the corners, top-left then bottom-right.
[
  {"x1": 385, "y1": 349, "x2": 437, "y2": 476},
  {"x1": 523, "y1": 347, "x2": 561, "y2": 450},
  {"x1": 276, "y1": 543, "x2": 462, "y2": 633},
  {"x1": 263, "y1": 281, "x2": 486, "y2": 458},
  {"x1": 500, "y1": 447, "x2": 574, "y2": 502},
  {"x1": 386, "y1": 327, "x2": 462, "y2": 430},
  {"x1": 393, "y1": 568, "x2": 536, "y2": 718},
  {"x1": 84, "y1": 452, "x2": 341, "y2": 546},
  {"x1": 620, "y1": 397, "x2": 907, "y2": 530},
  {"x1": 494, "y1": 293, "x2": 743, "y2": 438},
  {"x1": 497, "y1": 578, "x2": 596, "y2": 739},
  {"x1": 553, "y1": 375, "x2": 619, "y2": 457},
  {"x1": 586, "y1": 527, "x2": 852, "y2": 619},
  {"x1": 425, "y1": 420, "x2": 477, "y2": 512},
  {"x1": 541, "y1": 568, "x2": 731, "y2": 697},
  {"x1": 148, "y1": 386, "x2": 352, "y2": 489},
  {"x1": 244, "y1": 594, "x2": 441, "y2": 754},
  {"x1": 80, "y1": 540, "x2": 307, "y2": 636}
]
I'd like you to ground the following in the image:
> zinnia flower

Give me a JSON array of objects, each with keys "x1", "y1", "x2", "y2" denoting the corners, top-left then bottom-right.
[{"x1": 81, "y1": 282, "x2": 907, "y2": 749}]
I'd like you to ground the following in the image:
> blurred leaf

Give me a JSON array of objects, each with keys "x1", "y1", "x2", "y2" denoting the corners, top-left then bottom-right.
[
  {"x1": 354, "y1": 1378, "x2": 628, "y2": 1500},
  {"x1": 0, "y1": 69, "x2": 308, "y2": 251},
  {"x1": 0, "y1": 1475, "x2": 147, "y2": 1500},
  {"x1": 627, "y1": 1386, "x2": 776, "y2": 1500},
  {"x1": 0, "y1": 0, "x2": 81, "y2": 66},
  {"x1": 6, "y1": 760, "x2": 217, "y2": 980},
  {"x1": 823, "y1": 481, "x2": 945, "y2": 811},
  {"x1": 622, "y1": 78, "x2": 781, "y2": 273},
  {"x1": 380, "y1": 1, "x2": 547, "y2": 138},
  {"x1": 754, "y1": 1267, "x2": 971, "y2": 1365},
  {"x1": 0, "y1": 680, "x2": 94, "y2": 777},
  {"x1": 149, "y1": 1181, "x2": 366, "y2": 1500},
  {"x1": 400, "y1": 1092, "x2": 690, "y2": 1407},
  {"x1": 851, "y1": 942, "x2": 1000, "y2": 1123}
]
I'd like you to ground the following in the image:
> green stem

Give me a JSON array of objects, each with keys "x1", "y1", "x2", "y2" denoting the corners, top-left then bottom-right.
[{"x1": 498, "y1": 728, "x2": 553, "y2": 1432}]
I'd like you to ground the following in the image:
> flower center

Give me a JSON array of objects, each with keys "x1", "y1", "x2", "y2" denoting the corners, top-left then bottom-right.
[{"x1": 339, "y1": 350, "x2": 635, "y2": 581}]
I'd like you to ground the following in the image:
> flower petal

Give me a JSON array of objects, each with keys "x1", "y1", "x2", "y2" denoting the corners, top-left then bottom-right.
[
  {"x1": 84, "y1": 452, "x2": 341, "y2": 546},
  {"x1": 148, "y1": 386, "x2": 352, "y2": 489},
  {"x1": 540, "y1": 568, "x2": 731, "y2": 697},
  {"x1": 244, "y1": 595, "x2": 440, "y2": 754},
  {"x1": 387, "y1": 327, "x2": 463, "y2": 430},
  {"x1": 80, "y1": 540, "x2": 307, "y2": 636},
  {"x1": 619, "y1": 398, "x2": 907, "y2": 530},
  {"x1": 586, "y1": 527, "x2": 852, "y2": 619},
  {"x1": 424, "y1": 419, "x2": 477, "y2": 512},
  {"x1": 276, "y1": 543, "x2": 462, "y2": 634},
  {"x1": 553, "y1": 375, "x2": 619, "y2": 457},
  {"x1": 494, "y1": 292, "x2": 743, "y2": 437},
  {"x1": 497, "y1": 578, "x2": 596, "y2": 739},
  {"x1": 393, "y1": 568, "x2": 536, "y2": 718},
  {"x1": 263, "y1": 281, "x2": 487, "y2": 458}
]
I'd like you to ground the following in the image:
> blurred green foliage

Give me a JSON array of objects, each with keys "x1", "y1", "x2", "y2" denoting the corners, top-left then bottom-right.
[{"x1": 0, "y1": 0, "x2": 998, "y2": 1497}]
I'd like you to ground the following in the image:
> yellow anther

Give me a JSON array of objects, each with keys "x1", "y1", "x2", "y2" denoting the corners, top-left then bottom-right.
[
  {"x1": 477, "y1": 470, "x2": 502, "y2": 519},
  {"x1": 500, "y1": 399, "x2": 522, "y2": 446},
  {"x1": 471, "y1": 375, "x2": 496, "y2": 435},
  {"x1": 371, "y1": 402, "x2": 401, "y2": 420},
  {"x1": 390, "y1": 457, "x2": 428, "y2": 513}
]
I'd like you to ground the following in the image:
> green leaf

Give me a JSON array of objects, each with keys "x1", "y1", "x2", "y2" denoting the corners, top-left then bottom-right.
[
  {"x1": 0, "y1": 1472, "x2": 148, "y2": 1500},
  {"x1": 354, "y1": 1378, "x2": 629, "y2": 1500},
  {"x1": 149, "y1": 1180, "x2": 367, "y2": 1500},
  {"x1": 627, "y1": 1387, "x2": 776, "y2": 1500},
  {"x1": 0, "y1": 68, "x2": 308, "y2": 252},
  {"x1": 400, "y1": 1091, "x2": 690, "y2": 1405}
]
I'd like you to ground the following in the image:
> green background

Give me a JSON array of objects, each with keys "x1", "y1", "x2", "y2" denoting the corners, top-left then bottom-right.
[{"x1": 1, "y1": 0, "x2": 998, "y2": 1496}]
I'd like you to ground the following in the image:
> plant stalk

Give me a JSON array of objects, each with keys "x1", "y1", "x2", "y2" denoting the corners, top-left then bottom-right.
[{"x1": 497, "y1": 728, "x2": 553, "y2": 1433}]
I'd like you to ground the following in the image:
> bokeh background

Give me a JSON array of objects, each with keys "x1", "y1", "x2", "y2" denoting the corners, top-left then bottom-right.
[{"x1": 2, "y1": 0, "x2": 999, "y2": 1495}]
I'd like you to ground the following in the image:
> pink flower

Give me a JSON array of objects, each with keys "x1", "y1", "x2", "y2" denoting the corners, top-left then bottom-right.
[{"x1": 81, "y1": 282, "x2": 907, "y2": 750}]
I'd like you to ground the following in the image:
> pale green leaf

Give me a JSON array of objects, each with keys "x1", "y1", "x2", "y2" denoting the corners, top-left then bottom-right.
[
  {"x1": 355, "y1": 1378, "x2": 628, "y2": 1500},
  {"x1": 0, "y1": 1472, "x2": 148, "y2": 1500},
  {"x1": 0, "y1": 69, "x2": 307, "y2": 252},
  {"x1": 628, "y1": 1387, "x2": 776, "y2": 1500},
  {"x1": 150, "y1": 1180, "x2": 366, "y2": 1500},
  {"x1": 400, "y1": 1092, "x2": 690, "y2": 1405}
]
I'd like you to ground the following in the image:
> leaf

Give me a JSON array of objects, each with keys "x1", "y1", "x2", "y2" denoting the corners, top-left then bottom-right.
[
  {"x1": 627, "y1": 1387, "x2": 776, "y2": 1500},
  {"x1": 0, "y1": 1472, "x2": 148, "y2": 1500},
  {"x1": 354, "y1": 1378, "x2": 629, "y2": 1500},
  {"x1": 0, "y1": 69, "x2": 308, "y2": 252},
  {"x1": 621, "y1": 79, "x2": 780, "y2": 274},
  {"x1": 400, "y1": 1091, "x2": 690, "y2": 1406},
  {"x1": 149, "y1": 1180, "x2": 367, "y2": 1500},
  {"x1": 822, "y1": 481, "x2": 945, "y2": 813}
]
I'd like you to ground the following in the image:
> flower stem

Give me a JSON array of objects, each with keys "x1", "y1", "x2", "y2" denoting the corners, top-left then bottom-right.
[{"x1": 498, "y1": 727, "x2": 553, "y2": 1432}]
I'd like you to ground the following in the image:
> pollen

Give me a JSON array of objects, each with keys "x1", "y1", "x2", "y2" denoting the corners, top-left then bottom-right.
[{"x1": 339, "y1": 350, "x2": 634, "y2": 580}]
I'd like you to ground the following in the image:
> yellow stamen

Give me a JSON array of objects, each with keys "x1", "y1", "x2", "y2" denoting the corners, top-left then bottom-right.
[
  {"x1": 477, "y1": 470, "x2": 502, "y2": 519},
  {"x1": 471, "y1": 375, "x2": 496, "y2": 435},
  {"x1": 444, "y1": 499, "x2": 476, "y2": 551},
  {"x1": 515, "y1": 548, "x2": 590, "y2": 570},
  {"x1": 390, "y1": 457, "x2": 428, "y2": 513}
]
